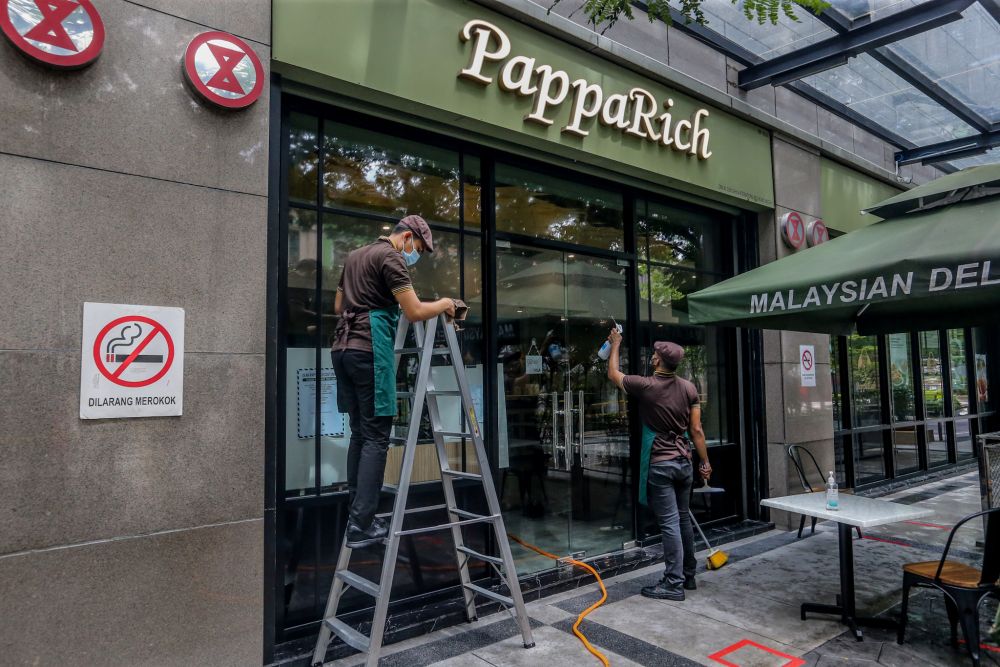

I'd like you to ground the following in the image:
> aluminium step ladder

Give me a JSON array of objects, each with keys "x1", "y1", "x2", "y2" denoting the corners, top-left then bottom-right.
[{"x1": 311, "y1": 312, "x2": 535, "y2": 667}]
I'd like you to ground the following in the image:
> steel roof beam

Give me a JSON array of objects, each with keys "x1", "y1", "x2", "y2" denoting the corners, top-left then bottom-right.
[
  {"x1": 895, "y1": 130, "x2": 1000, "y2": 165},
  {"x1": 737, "y1": 0, "x2": 974, "y2": 90}
]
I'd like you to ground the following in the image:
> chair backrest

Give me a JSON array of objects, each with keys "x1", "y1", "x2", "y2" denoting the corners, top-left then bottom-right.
[
  {"x1": 787, "y1": 445, "x2": 824, "y2": 493},
  {"x1": 938, "y1": 507, "x2": 1000, "y2": 587}
]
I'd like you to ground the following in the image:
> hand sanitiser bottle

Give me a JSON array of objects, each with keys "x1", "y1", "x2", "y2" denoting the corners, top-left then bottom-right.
[
  {"x1": 826, "y1": 471, "x2": 839, "y2": 511},
  {"x1": 598, "y1": 323, "x2": 624, "y2": 360}
]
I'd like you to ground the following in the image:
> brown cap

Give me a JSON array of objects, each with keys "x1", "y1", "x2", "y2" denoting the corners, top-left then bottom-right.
[
  {"x1": 654, "y1": 341, "x2": 684, "y2": 368},
  {"x1": 399, "y1": 214, "x2": 434, "y2": 253}
]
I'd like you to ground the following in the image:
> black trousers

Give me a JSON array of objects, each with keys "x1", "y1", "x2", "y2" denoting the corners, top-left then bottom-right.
[
  {"x1": 647, "y1": 459, "x2": 697, "y2": 589},
  {"x1": 331, "y1": 349, "x2": 392, "y2": 529}
]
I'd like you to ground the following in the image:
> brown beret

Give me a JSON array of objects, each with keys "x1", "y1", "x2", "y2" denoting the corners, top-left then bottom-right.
[{"x1": 654, "y1": 341, "x2": 684, "y2": 367}]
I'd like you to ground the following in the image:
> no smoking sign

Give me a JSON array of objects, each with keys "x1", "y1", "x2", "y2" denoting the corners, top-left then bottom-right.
[{"x1": 80, "y1": 303, "x2": 184, "y2": 419}]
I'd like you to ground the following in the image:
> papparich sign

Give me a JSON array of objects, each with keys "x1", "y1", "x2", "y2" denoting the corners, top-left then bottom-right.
[{"x1": 457, "y1": 19, "x2": 712, "y2": 160}]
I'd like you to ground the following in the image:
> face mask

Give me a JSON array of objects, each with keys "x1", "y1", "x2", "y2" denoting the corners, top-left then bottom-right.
[{"x1": 402, "y1": 236, "x2": 420, "y2": 266}]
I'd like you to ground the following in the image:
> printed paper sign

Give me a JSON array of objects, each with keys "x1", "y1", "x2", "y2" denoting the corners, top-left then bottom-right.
[
  {"x1": 79, "y1": 302, "x2": 184, "y2": 419},
  {"x1": 800, "y1": 344, "x2": 816, "y2": 388},
  {"x1": 297, "y1": 368, "x2": 344, "y2": 438}
]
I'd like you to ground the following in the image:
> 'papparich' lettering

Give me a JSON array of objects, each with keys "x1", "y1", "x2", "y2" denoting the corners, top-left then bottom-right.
[{"x1": 458, "y1": 19, "x2": 712, "y2": 159}]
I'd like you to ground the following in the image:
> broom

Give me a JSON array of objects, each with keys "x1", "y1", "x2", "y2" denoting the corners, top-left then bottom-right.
[{"x1": 688, "y1": 507, "x2": 729, "y2": 570}]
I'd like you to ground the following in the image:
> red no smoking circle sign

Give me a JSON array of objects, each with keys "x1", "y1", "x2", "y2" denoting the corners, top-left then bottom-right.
[
  {"x1": 80, "y1": 303, "x2": 185, "y2": 419},
  {"x1": 92, "y1": 315, "x2": 175, "y2": 387},
  {"x1": 801, "y1": 348, "x2": 813, "y2": 371}
]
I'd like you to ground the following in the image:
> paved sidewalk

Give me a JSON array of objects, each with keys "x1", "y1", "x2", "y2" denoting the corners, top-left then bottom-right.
[{"x1": 325, "y1": 472, "x2": 998, "y2": 667}]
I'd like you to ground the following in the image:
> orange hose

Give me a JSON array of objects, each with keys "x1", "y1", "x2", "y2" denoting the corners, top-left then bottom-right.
[{"x1": 507, "y1": 533, "x2": 610, "y2": 667}]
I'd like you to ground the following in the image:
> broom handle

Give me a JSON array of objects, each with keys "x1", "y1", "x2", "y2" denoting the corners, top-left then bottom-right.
[{"x1": 688, "y1": 508, "x2": 713, "y2": 550}]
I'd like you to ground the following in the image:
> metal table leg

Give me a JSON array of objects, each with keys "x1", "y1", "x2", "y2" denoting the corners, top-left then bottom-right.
[{"x1": 800, "y1": 522, "x2": 898, "y2": 641}]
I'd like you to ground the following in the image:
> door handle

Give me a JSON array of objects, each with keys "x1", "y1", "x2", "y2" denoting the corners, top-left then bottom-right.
[
  {"x1": 577, "y1": 389, "x2": 585, "y2": 466},
  {"x1": 564, "y1": 390, "x2": 573, "y2": 471},
  {"x1": 550, "y1": 392, "x2": 559, "y2": 468}
]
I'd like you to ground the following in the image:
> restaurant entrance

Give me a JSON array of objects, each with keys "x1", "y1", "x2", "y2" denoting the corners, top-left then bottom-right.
[
  {"x1": 495, "y1": 243, "x2": 633, "y2": 571},
  {"x1": 271, "y1": 95, "x2": 761, "y2": 643}
]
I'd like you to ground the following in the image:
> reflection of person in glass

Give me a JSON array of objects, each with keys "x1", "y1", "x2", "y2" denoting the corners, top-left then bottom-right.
[
  {"x1": 331, "y1": 215, "x2": 458, "y2": 548},
  {"x1": 606, "y1": 329, "x2": 711, "y2": 600}
]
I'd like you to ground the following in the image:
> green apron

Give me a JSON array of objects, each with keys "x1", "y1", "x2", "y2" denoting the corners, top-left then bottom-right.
[
  {"x1": 638, "y1": 424, "x2": 693, "y2": 506},
  {"x1": 369, "y1": 307, "x2": 400, "y2": 417},
  {"x1": 638, "y1": 424, "x2": 656, "y2": 507}
]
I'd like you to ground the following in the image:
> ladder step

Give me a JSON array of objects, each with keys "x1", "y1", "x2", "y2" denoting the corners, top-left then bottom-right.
[
  {"x1": 442, "y1": 469, "x2": 483, "y2": 481},
  {"x1": 457, "y1": 545, "x2": 504, "y2": 566},
  {"x1": 323, "y1": 618, "x2": 370, "y2": 653},
  {"x1": 375, "y1": 503, "x2": 447, "y2": 520},
  {"x1": 335, "y1": 570, "x2": 381, "y2": 597},
  {"x1": 438, "y1": 431, "x2": 473, "y2": 439},
  {"x1": 396, "y1": 347, "x2": 450, "y2": 355},
  {"x1": 427, "y1": 389, "x2": 463, "y2": 396},
  {"x1": 464, "y1": 582, "x2": 514, "y2": 607},
  {"x1": 395, "y1": 513, "x2": 498, "y2": 536}
]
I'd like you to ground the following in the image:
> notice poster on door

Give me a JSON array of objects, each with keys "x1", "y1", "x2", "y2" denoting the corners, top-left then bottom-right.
[
  {"x1": 297, "y1": 368, "x2": 344, "y2": 439},
  {"x1": 800, "y1": 345, "x2": 816, "y2": 387}
]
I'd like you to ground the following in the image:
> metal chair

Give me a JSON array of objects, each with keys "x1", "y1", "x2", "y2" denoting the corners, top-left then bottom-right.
[
  {"x1": 898, "y1": 508, "x2": 1000, "y2": 667},
  {"x1": 786, "y1": 444, "x2": 862, "y2": 539}
]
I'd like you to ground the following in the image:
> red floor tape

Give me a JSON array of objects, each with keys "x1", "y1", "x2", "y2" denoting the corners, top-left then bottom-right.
[{"x1": 708, "y1": 638, "x2": 806, "y2": 667}]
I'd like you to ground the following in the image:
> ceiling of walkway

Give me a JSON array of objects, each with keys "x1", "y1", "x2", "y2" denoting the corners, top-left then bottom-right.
[{"x1": 676, "y1": 0, "x2": 1000, "y2": 170}]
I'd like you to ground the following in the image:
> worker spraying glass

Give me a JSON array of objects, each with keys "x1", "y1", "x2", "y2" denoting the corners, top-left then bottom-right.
[
  {"x1": 605, "y1": 328, "x2": 712, "y2": 600},
  {"x1": 332, "y1": 214, "x2": 458, "y2": 548}
]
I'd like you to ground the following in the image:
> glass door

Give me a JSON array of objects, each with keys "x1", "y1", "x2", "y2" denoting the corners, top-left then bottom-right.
[{"x1": 495, "y1": 243, "x2": 632, "y2": 571}]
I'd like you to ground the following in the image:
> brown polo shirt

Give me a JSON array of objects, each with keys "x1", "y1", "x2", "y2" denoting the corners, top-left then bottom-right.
[
  {"x1": 333, "y1": 238, "x2": 413, "y2": 352},
  {"x1": 622, "y1": 372, "x2": 699, "y2": 462}
]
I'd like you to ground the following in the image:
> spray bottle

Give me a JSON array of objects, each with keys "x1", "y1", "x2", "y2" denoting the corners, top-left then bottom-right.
[
  {"x1": 826, "y1": 471, "x2": 839, "y2": 511},
  {"x1": 598, "y1": 320, "x2": 623, "y2": 360}
]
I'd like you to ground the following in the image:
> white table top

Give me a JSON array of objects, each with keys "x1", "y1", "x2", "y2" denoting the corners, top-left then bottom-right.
[{"x1": 761, "y1": 493, "x2": 932, "y2": 529}]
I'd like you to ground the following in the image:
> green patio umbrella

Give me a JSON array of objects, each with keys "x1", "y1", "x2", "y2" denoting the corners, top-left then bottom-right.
[{"x1": 686, "y1": 165, "x2": 1000, "y2": 335}]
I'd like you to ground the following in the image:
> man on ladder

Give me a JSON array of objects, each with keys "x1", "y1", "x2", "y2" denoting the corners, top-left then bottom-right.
[{"x1": 332, "y1": 214, "x2": 457, "y2": 548}]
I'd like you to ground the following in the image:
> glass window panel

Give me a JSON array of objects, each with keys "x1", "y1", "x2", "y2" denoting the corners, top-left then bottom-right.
[
  {"x1": 697, "y1": 0, "x2": 835, "y2": 59},
  {"x1": 893, "y1": 426, "x2": 920, "y2": 475},
  {"x1": 848, "y1": 334, "x2": 882, "y2": 428},
  {"x1": 636, "y1": 199, "x2": 726, "y2": 272},
  {"x1": 495, "y1": 163, "x2": 624, "y2": 251},
  {"x1": 831, "y1": 336, "x2": 843, "y2": 431},
  {"x1": 919, "y1": 331, "x2": 944, "y2": 419},
  {"x1": 889, "y1": 4, "x2": 1000, "y2": 123},
  {"x1": 802, "y1": 54, "x2": 978, "y2": 146},
  {"x1": 948, "y1": 329, "x2": 970, "y2": 418},
  {"x1": 288, "y1": 113, "x2": 318, "y2": 205},
  {"x1": 829, "y1": 0, "x2": 930, "y2": 20},
  {"x1": 323, "y1": 123, "x2": 461, "y2": 226},
  {"x1": 855, "y1": 431, "x2": 887, "y2": 484},
  {"x1": 464, "y1": 156, "x2": 482, "y2": 228},
  {"x1": 926, "y1": 420, "x2": 949, "y2": 466},
  {"x1": 955, "y1": 419, "x2": 974, "y2": 461},
  {"x1": 888, "y1": 333, "x2": 915, "y2": 422},
  {"x1": 950, "y1": 147, "x2": 1000, "y2": 171},
  {"x1": 675, "y1": 327, "x2": 730, "y2": 447},
  {"x1": 973, "y1": 327, "x2": 992, "y2": 414},
  {"x1": 285, "y1": 209, "x2": 320, "y2": 494},
  {"x1": 639, "y1": 265, "x2": 716, "y2": 327}
]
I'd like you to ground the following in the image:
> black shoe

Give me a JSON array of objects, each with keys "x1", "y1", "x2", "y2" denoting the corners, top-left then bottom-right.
[
  {"x1": 684, "y1": 576, "x2": 697, "y2": 591},
  {"x1": 345, "y1": 518, "x2": 389, "y2": 548},
  {"x1": 641, "y1": 578, "x2": 685, "y2": 601}
]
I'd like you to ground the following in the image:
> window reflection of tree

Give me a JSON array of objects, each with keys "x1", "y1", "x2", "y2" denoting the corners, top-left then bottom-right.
[{"x1": 322, "y1": 127, "x2": 462, "y2": 225}]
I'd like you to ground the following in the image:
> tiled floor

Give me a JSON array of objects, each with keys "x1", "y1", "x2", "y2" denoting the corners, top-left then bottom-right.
[{"x1": 323, "y1": 472, "x2": 999, "y2": 667}]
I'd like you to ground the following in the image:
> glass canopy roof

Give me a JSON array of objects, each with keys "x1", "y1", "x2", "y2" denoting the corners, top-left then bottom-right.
[{"x1": 684, "y1": 0, "x2": 1000, "y2": 169}]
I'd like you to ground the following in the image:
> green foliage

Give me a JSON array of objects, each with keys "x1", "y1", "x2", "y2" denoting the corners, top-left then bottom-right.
[{"x1": 550, "y1": 0, "x2": 830, "y2": 29}]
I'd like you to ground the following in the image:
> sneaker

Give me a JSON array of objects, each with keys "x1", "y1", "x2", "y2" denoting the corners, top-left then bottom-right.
[
  {"x1": 684, "y1": 576, "x2": 697, "y2": 591},
  {"x1": 641, "y1": 577, "x2": 685, "y2": 601},
  {"x1": 345, "y1": 518, "x2": 389, "y2": 548}
]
